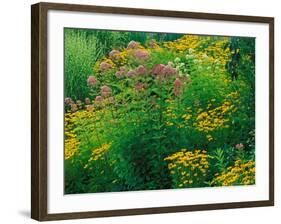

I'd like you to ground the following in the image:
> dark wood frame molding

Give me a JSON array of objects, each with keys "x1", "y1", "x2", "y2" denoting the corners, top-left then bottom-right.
[{"x1": 31, "y1": 2, "x2": 274, "y2": 221}]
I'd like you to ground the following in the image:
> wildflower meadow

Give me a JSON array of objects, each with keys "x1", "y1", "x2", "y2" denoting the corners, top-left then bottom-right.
[{"x1": 64, "y1": 28, "x2": 255, "y2": 194}]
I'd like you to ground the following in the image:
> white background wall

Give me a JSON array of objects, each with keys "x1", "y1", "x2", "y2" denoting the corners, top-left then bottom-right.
[{"x1": 0, "y1": 0, "x2": 279, "y2": 223}]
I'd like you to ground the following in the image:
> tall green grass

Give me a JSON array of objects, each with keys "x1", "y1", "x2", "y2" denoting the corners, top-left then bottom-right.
[{"x1": 64, "y1": 29, "x2": 103, "y2": 100}]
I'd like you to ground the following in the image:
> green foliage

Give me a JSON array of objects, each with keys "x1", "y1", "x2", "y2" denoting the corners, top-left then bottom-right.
[
  {"x1": 64, "y1": 29, "x2": 103, "y2": 100},
  {"x1": 212, "y1": 148, "x2": 227, "y2": 173}
]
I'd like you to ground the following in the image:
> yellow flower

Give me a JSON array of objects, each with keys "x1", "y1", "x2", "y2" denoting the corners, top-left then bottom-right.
[
  {"x1": 194, "y1": 100, "x2": 234, "y2": 133},
  {"x1": 182, "y1": 114, "x2": 192, "y2": 121},
  {"x1": 213, "y1": 160, "x2": 255, "y2": 186},
  {"x1": 206, "y1": 134, "x2": 213, "y2": 141},
  {"x1": 166, "y1": 121, "x2": 174, "y2": 126},
  {"x1": 89, "y1": 143, "x2": 111, "y2": 161},
  {"x1": 165, "y1": 149, "x2": 212, "y2": 188}
]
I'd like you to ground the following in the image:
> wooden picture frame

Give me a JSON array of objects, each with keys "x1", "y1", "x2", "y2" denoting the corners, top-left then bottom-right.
[{"x1": 31, "y1": 2, "x2": 274, "y2": 221}]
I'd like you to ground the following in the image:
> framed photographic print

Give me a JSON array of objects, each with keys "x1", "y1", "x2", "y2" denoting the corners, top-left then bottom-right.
[{"x1": 31, "y1": 2, "x2": 274, "y2": 221}]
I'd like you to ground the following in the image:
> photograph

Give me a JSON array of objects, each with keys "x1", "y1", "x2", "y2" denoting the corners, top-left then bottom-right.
[{"x1": 63, "y1": 28, "x2": 256, "y2": 194}]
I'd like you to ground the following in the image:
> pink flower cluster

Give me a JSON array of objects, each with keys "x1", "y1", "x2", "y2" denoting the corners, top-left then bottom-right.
[
  {"x1": 71, "y1": 103, "x2": 78, "y2": 112},
  {"x1": 65, "y1": 97, "x2": 89, "y2": 112},
  {"x1": 152, "y1": 64, "x2": 178, "y2": 81},
  {"x1": 127, "y1": 40, "x2": 139, "y2": 49},
  {"x1": 115, "y1": 66, "x2": 126, "y2": 79},
  {"x1": 65, "y1": 97, "x2": 72, "y2": 105},
  {"x1": 162, "y1": 65, "x2": 177, "y2": 76},
  {"x1": 108, "y1": 96, "x2": 115, "y2": 104},
  {"x1": 65, "y1": 95, "x2": 118, "y2": 112},
  {"x1": 115, "y1": 71, "x2": 122, "y2": 79},
  {"x1": 87, "y1": 75, "x2": 98, "y2": 86},
  {"x1": 135, "y1": 82, "x2": 145, "y2": 92},
  {"x1": 235, "y1": 143, "x2": 245, "y2": 150},
  {"x1": 173, "y1": 78, "x2": 183, "y2": 96},
  {"x1": 147, "y1": 39, "x2": 158, "y2": 48},
  {"x1": 134, "y1": 49, "x2": 150, "y2": 60},
  {"x1": 126, "y1": 69, "x2": 137, "y2": 78},
  {"x1": 109, "y1": 50, "x2": 120, "y2": 59},
  {"x1": 85, "y1": 97, "x2": 91, "y2": 105},
  {"x1": 85, "y1": 105, "x2": 93, "y2": 111},
  {"x1": 152, "y1": 64, "x2": 165, "y2": 75},
  {"x1": 94, "y1": 95, "x2": 115, "y2": 104},
  {"x1": 65, "y1": 98, "x2": 82, "y2": 111},
  {"x1": 99, "y1": 61, "x2": 113, "y2": 71},
  {"x1": 136, "y1": 65, "x2": 147, "y2": 75},
  {"x1": 115, "y1": 65, "x2": 148, "y2": 79},
  {"x1": 100, "y1": 85, "x2": 112, "y2": 97},
  {"x1": 95, "y1": 95, "x2": 103, "y2": 103}
]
